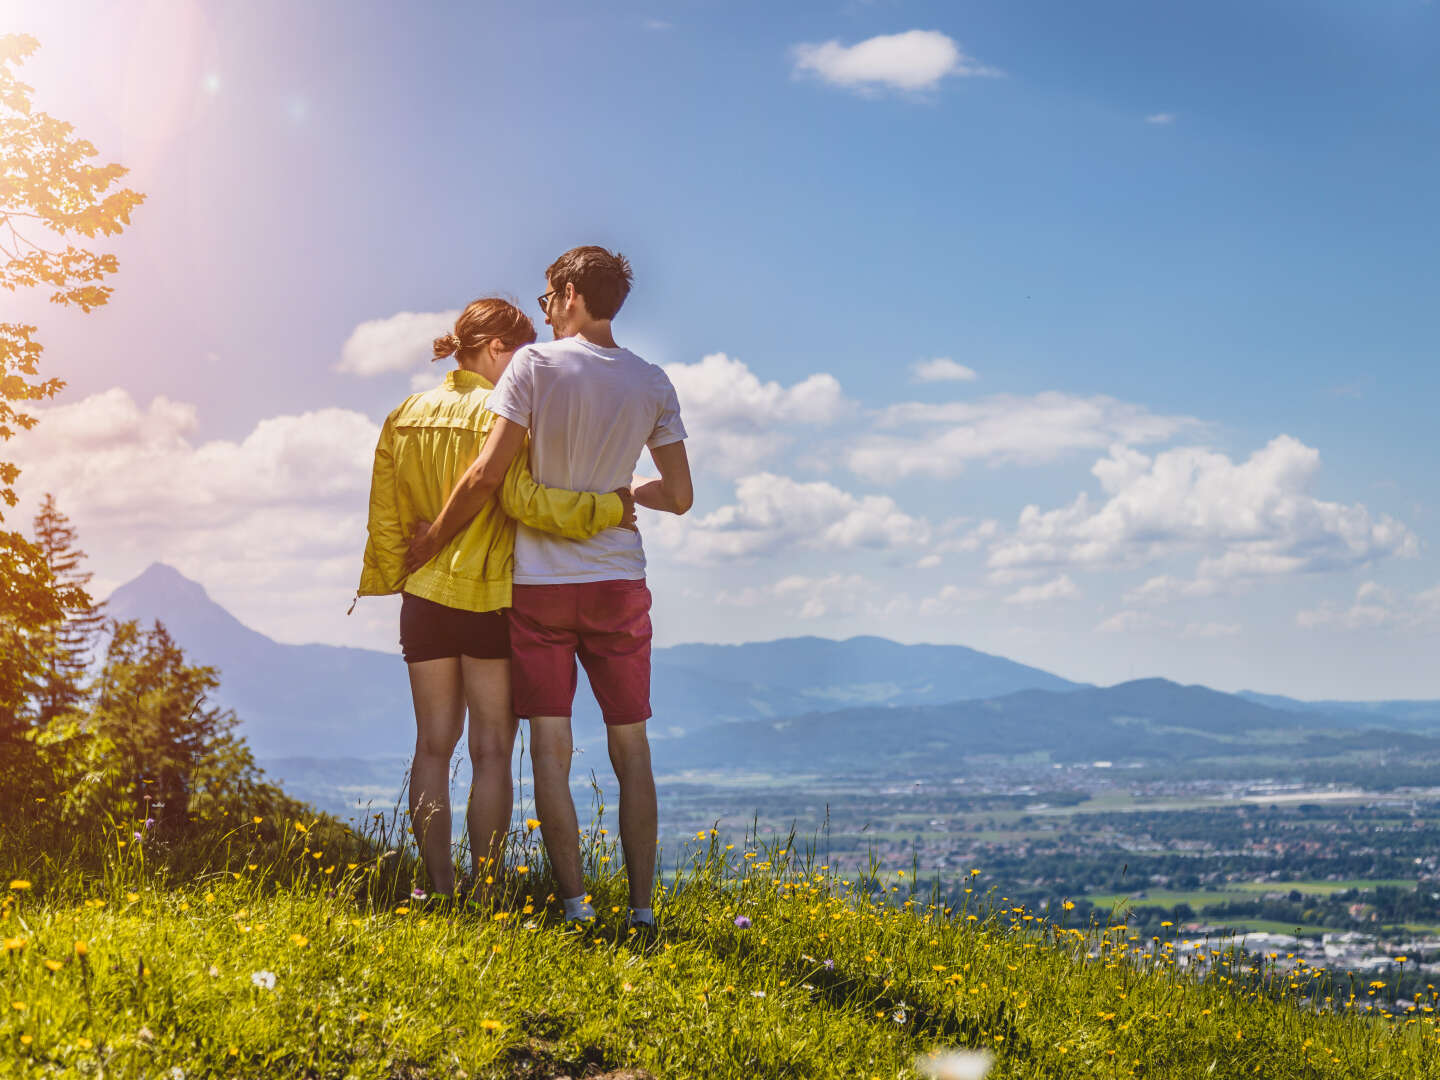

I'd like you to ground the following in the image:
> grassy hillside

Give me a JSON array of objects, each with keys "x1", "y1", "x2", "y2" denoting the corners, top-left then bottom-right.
[{"x1": 5, "y1": 818, "x2": 1440, "y2": 1079}]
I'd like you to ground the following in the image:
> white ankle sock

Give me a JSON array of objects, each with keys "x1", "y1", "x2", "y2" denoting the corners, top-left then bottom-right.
[
  {"x1": 629, "y1": 906, "x2": 654, "y2": 925},
  {"x1": 562, "y1": 895, "x2": 595, "y2": 921}
]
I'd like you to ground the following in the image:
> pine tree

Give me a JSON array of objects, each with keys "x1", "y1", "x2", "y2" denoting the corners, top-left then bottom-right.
[
  {"x1": 31, "y1": 495, "x2": 105, "y2": 722},
  {"x1": 89, "y1": 621, "x2": 253, "y2": 831}
]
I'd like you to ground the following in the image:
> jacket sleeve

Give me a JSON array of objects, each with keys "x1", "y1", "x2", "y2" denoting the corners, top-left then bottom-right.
[
  {"x1": 357, "y1": 415, "x2": 408, "y2": 595},
  {"x1": 499, "y1": 442, "x2": 623, "y2": 540}
]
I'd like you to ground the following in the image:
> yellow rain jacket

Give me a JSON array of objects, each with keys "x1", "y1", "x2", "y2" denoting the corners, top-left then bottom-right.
[{"x1": 357, "y1": 368, "x2": 624, "y2": 612}]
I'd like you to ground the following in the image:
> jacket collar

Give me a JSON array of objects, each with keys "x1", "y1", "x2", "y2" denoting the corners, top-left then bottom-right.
[{"x1": 445, "y1": 368, "x2": 495, "y2": 391}]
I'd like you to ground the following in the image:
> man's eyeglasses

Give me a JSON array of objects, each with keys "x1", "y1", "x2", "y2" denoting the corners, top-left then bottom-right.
[{"x1": 538, "y1": 289, "x2": 560, "y2": 313}]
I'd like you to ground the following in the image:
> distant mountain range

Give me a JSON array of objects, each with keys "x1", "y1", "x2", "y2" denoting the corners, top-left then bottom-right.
[
  {"x1": 105, "y1": 564, "x2": 1078, "y2": 760},
  {"x1": 106, "y1": 564, "x2": 1440, "y2": 787}
]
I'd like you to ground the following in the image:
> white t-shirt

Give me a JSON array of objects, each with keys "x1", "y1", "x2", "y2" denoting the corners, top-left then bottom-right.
[{"x1": 486, "y1": 336, "x2": 687, "y2": 584}]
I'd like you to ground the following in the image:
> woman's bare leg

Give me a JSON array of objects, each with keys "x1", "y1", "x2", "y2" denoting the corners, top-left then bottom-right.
[
  {"x1": 461, "y1": 656, "x2": 517, "y2": 896},
  {"x1": 407, "y1": 658, "x2": 465, "y2": 895}
]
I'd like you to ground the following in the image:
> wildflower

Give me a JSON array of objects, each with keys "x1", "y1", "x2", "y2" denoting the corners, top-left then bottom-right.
[
  {"x1": 734, "y1": 915, "x2": 751, "y2": 929},
  {"x1": 1062, "y1": 900, "x2": 1075, "y2": 911},
  {"x1": 251, "y1": 970, "x2": 277, "y2": 990},
  {"x1": 252, "y1": 816, "x2": 263, "y2": 824},
  {"x1": 394, "y1": 906, "x2": 410, "y2": 915},
  {"x1": 126, "y1": 892, "x2": 140, "y2": 904},
  {"x1": 480, "y1": 1019, "x2": 503, "y2": 1032},
  {"x1": 170, "y1": 1068, "x2": 185, "y2": 1080},
  {"x1": 525, "y1": 818, "x2": 541, "y2": 830},
  {"x1": 516, "y1": 865, "x2": 529, "y2": 875},
  {"x1": 411, "y1": 888, "x2": 427, "y2": 901},
  {"x1": 823, "y1": 958, "x2": 835, "y2": 971},
  {"x1": 289, "y1": 934, "x2": 309, "y2": 948},
  {"x1": 43, "y1": 959, "x2": 63, "y2": 972},
  {"x1": 8, "y1": 881, "x2": 30, "y2": 891},
  {"x1": 74, "y1": 941, "x2": 88, "y2": 956},
  {"x1": 78, "y1": 1038, "x2": 92, "y2": 1050},
  {"x1": 19, "y1": 1035, "x2": 30, "y2": 1047},
  {"x1": 751, "y1": 990, "x2": 766, "y2": 998},
  {"x1": 2, "y1": 937, "x2": 26, "y2": 953}
]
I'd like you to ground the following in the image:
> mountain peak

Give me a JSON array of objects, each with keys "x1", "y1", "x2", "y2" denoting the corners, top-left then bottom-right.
[{"x1": 116, "y1": 562, "x2": 214, "y2": 606}]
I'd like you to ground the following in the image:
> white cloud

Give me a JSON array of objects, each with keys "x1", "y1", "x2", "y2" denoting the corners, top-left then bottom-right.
[
  {"x1": 1004, "y1": 574, "x2": 1078, "y2": 606},
  {"x1": 911, "y1": 357, "x2": 977, "y2": 383},
  {"x1": 663, "y1": 353, "x2": 848, "y2": 475},
  {"x1": 1097, "y1": 610, "x2": 1166, "y2": 634},
  {"x1": 987, "y1": 437, "x2": 1418, "y2": 586},
  {"x1": 1123, "y1": 574, "x2": 1223, "y2": 606},
  {"x1": 1145, "y1": 113, "x2": 1176, "y2": 125},
  {"x1": 791, "y1": 30, "x2": 1000, "y2": 94},
  {"x1": 918, "y1": 584, "x2": 980, "y2": 616},
  {"x1": 850, "y1": 392, "x2": 1198, "y2": 480},
  {"x1": 336, "y1": 310, "x2": 459, "y2": 377},
  {"x1": 718, "y1": 572, "x2": 905, "y2": 620},
  {"x1": 1296, "y1": 582, "x2": 1439, "y2": 632},
  {"x1": 649, "y1": 472, "x2": 930, "y2": 563},
  {"x1": 10, "y1": 388, "x2": 383, "y2": 647}
]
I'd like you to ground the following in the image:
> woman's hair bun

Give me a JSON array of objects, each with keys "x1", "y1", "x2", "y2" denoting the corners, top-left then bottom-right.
[{"x1": 432, "y1": 331, "x2": 463, "y2": 361}]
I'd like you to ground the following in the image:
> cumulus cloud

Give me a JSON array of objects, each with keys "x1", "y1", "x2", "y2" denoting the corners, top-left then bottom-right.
[
  {"x1": 663, "y1": 353, "x2": 848, "y2": 475},
  {"x1": 1296, "y1": 582, "x2": 1440, "y2": 632},
  {"x1": 911, "y1": 357, "x2": 978, "y2": 383},
  {"x1": 791, "y1": 30, "x2": 1000, "y2": 94},
  {"x1": 1004, "y1": 574, "x2": 1078, "y2": 606},
  {"x1": 1123, "y1": 575, "x2": 1223, "y2": 606},
  {"x1": 918, "y1": 584, "x2": 981, "y2": 616},
  {"x1": 10, "y1": 388, "x2": 382, "y2": 646},
  {"x1": 336, "y1": 310, "x2": 459, "y2": 377},
  {"x1": 717, "y1": 572, "x2": 906, "y2": 620},
  {"x1": 850, "y1": 392, "x2": 1198, "y2": 480},
  {"x1": 1145, "y1": 113, "x2": 1176, "y2": 125},
  {"x1": 987, "y1": 437, "x2": 1418, "y2": 588},
  {"x1": 648, "y1": 472, "x2": 930, "y2": 563},
  {"x1": 1097, "y1": 610, "x2": 1166, "y2": 634}
]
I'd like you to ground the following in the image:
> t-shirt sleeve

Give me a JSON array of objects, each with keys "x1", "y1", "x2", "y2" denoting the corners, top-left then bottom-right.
[
  {"x1": 647, "y1": 369, "x2": 687, "y2": 450},
  {"x1": 486, "y1": 346, "x2": 534, "y2": 428}
]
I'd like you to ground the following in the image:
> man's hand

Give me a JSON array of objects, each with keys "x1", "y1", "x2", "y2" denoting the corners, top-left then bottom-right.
[
  {"x1": 613, "y1": 487, "x2": 638, "y2": 531},
  {"x1": 405, "y1": 518, "x2": 440, "y2": 574}
]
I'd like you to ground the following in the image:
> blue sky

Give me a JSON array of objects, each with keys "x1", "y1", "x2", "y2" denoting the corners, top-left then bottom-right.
[{"x1": 8, "y1": 0, "x2": 1439, "y2": 697}]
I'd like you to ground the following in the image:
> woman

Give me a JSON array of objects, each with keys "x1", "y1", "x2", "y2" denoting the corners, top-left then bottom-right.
[{"x1": 356, "y1": 297, "x2": 632, "y2": 898}]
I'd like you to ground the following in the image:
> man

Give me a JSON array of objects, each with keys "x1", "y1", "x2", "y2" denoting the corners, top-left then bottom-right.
[{"x1": 407, "y1": 246, "x2": 692, "y2": 934}]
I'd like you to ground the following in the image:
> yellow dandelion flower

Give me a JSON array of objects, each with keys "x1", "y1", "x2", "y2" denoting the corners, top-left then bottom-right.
[
  {"x1": 19, "y1": 1035, "x2": 30, "y2": 1046},
  {"x1": 2, "y1": 937, "x2": 26, "y2": 953},
  {"x1": 493, "y1": 911, "x2": 510, "y2": 921},
  {"x1": 525, "y1": 818, "x2": 541, "y2": 830},
  {"x1": 290, "y1": 934, "x2": 309, "y2": 948},
  {"x1": 516, "y1": 865, "x2": 529, "y2": 875},
  {"x1": 480, "y1": 1019, "x2": 503, "y2": 1031},
  {"x1": 74, "y1": 941, "x2": 88, "y2": 956},
  {"x1": 78, "y1": 1037, "x2": 92, "y2": 1049},
  {"x1": 8, "y1": 880, "x2": 30, "y2": 891},
  {"x1": 394, "y1": 906, "x2": 409, "y2": 915},
  {"x1": 252, "y1": 816, "x2": 263, "y2": 824},
  {"x1": 43, "y1": 959, "x2": 63, "y2": 972}
]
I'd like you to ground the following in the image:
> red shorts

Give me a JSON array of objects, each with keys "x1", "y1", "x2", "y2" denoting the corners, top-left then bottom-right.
[{"x1": 508, "y1": 580, "x2": 652, "y2": 726}]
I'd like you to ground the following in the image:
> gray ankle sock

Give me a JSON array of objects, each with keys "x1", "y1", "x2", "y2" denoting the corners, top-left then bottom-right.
[
  {"x1": 562, "y1": 895, "x2": 595, "y2": 921},
  {"x1": 629, "y1": 906, "x2": 654, "y2": 925}
]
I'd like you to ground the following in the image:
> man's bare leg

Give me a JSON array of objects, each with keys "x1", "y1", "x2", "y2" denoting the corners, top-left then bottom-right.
[
  {"x1": 528, "y1": 715, "x2": 585, "y2": 903},
  {"x1": 461, "y1": 657, "x2": 518, "y2": 900},
  {"x1": 406, "y1": 658, "x2": 466, "y2": 895},
  {"x1": 607, "y1": 721, "x2": 657, "y2": 911}
]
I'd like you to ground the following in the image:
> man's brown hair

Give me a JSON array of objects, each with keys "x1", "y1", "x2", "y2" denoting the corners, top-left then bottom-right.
[{"x1": 546, "y1": 246, "x2": 634, "y2": 321}]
